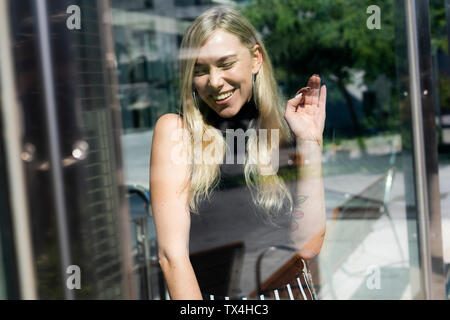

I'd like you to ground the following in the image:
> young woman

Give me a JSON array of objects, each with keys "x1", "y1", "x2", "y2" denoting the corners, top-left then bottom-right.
[{"x1": 150, "y1": 6, "x2": 326, "y2": 300}]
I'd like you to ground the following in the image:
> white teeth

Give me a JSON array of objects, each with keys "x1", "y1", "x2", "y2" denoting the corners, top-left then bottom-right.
[{"x1": 214, "y1": 90, "x2": 234, "y2": 101}]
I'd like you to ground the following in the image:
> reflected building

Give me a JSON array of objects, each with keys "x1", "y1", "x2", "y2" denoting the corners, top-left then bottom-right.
[
  {"x1": 0, "y1": 0, "x2": 448, "y2": 301},
  {"x1": 0, "y1": 0, "x2": 136, "y2": 299},
  {"x1": 111, "y1": 0, "x2": 221, "y2": 132}
]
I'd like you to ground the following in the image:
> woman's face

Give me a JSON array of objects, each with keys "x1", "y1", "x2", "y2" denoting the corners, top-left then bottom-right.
[{"x1": 193, "y1": 29, "x2": 262, "y2": 118}]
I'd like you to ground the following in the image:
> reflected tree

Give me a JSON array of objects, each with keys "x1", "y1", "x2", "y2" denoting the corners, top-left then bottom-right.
[{"x1": 242, "y1": 0, "x2": 396, "y2": 149}]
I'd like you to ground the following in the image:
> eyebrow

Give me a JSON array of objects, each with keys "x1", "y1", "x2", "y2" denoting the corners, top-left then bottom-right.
[{"x1": 195, "y1": 54, "x2": 238, "y2": 67}]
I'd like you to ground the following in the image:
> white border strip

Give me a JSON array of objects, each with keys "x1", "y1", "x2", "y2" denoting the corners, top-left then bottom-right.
[
  {"x1": 286, "y1": 284, "x2": 294, "y2": 300},
  {"x1": 297, "y1": 277, "x2": 307, "y2": 300},
  {"x1": 274, "y1": 289, "x2": 280, "y2": 300},
  {"x1": 303, "y1": 273, "x2": 313, "y2": 299}
]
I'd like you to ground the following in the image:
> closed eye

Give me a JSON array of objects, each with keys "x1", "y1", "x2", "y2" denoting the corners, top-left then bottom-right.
[
  {"x1": 194, "y1": 61, "x2": 236, "y2": 76},
  {"x1": 194, "y1": 68, "x2": 207, "y2": 76},
  {"x1": 220, "y1": 61, "x2": 236, "y2": 69}
]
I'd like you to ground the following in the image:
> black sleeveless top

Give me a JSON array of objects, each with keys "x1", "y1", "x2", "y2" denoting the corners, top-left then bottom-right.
[{"x1": 189, "y1": 102, "x2": 295, "y2": 298}]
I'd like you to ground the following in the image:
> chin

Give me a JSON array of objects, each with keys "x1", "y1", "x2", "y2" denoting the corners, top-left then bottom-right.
[
  {"x1": 216, "y1": 104, "x2": 242, "y2": 119},
  {"x1": 217, "y1": 110, "x2": 236, "y2": 118}
]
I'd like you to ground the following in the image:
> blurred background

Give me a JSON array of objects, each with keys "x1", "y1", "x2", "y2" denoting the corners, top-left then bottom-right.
[{"x1": 0, "y1": 0, "x2": 449, "y2": 300}]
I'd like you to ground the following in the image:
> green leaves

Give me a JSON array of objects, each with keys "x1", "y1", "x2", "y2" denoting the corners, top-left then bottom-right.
[
  {"x1": 240, "y1": 0, "x2": 402, "y2": 136},
  {"x1": 242, "y1": 0, "x2": 396, "y2": 90}
]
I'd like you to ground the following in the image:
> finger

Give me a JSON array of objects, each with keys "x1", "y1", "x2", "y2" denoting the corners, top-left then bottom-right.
[
  {"x1": 285, "y1": 98, "x2": 301, "y2": 118},
  {"x1": 306, "y1": 74, "x2": 321, "y2": 90},
  {"x1": 294, "y1": 87, "x2": 309, "y2": 110},
  {"x1": 319, "y1": 85, "x2": 327, "y2": 111},
  {"x1": 294, "y1": 94, "x2": 305, "y2": 112},
  {"x1": 295, "y1": 86, "x2": 310, "y2": 97},
  {"x1": 304, "y1": 74, "x2": 321, "y2": 107},
  {"x1": 310, "y1": 75, "x2": 321, "y2": 107},
  {"x1": 287, "y1": 93, "x2": 305, "y2": 109}
]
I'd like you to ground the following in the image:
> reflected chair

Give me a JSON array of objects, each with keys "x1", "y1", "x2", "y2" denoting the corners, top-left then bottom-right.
[
  {"x1": 190, "y1": 241, "x2": 245, "y2": 300},
  {"x1": 127, "y1": 185, "x2": 167, "y2": 300},
  {"x1": 127, "y1": 186, "x2": 246, "y2": 300},
  {"x1": 249, "y1": 245, "x2": 317, "y2": 300},
  {"x1": 322, "y1": 164, "x2": 405, "y2": 299}
]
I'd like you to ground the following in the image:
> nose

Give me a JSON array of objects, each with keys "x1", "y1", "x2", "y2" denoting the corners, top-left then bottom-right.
[{"x1": 208, "y1": 67, "x2": 224, "y2": 91}]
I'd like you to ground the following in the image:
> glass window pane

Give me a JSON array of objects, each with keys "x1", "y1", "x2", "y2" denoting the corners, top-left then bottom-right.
[
  {"x1": 0, "y1": 28, "x2": 20, "y2": 301},
  {"x1": 431, "y1": 0, "x2": 450, "y2": 299},
  {"x1": 111, "y1": 0, "x2": 443, "y2": 300}
]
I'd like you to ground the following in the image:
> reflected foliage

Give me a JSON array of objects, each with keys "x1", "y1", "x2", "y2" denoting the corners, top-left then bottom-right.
[{"x1": 241, "y1": 0, "x2": 398, "y2": 141}]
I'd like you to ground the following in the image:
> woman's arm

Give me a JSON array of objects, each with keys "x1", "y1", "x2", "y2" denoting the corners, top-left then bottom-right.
[
  {"x1": 284, "y1": 75, "x2": 327, "y2": 259},
  {"x1": 290, "y1": 139, "x2": 326, "y2": 259},
  {"x1": 150, "y1": 113, "x2": 202, "y2": 300}
]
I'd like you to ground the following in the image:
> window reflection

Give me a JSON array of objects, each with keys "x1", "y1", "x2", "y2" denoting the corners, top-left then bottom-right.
[
  {"x1": 0, "y1": 0, "x2": 447, "y2": 301},
  {"x1": 430, "y1": 0, "x2": 450, "y2": 299},
  {"x1": 111, "y1": 0, "x2": 445, "y2": 300},
  {"x1": 0, "y1": 66, "x2": 20, "y2": 300}
]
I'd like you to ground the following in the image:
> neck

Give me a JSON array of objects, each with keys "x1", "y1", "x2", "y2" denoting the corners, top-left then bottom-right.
[{"x1": 204, "y1": 100, "x2": 258, "y2": 132}]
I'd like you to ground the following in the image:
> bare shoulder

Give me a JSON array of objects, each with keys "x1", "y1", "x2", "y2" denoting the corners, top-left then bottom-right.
[
  {"x1": 152, "y1": 113, "x2": 187, "y2": 152},
  {"x1": 154, "y1": 113, "x2": 183, "y2": 134},
  {"x1": 151, "y1": 113, "x2": 189, "y2": 167},
  {"x1": 151, "y1": 112, "x2": 190, "y2": 211}
]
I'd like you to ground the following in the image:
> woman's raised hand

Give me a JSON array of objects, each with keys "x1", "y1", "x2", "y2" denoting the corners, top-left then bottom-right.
[{"x1": 284, "y1": 75, "x2": 326, "y2": 146}]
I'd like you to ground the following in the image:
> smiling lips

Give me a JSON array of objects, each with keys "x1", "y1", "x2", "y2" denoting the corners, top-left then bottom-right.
[{"x1": 213, "y1": 89, "x2": 235, "y2": 101}]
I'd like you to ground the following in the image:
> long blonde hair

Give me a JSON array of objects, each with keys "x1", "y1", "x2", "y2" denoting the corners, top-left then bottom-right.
[{"x1": 179, "y1": 6, "x2": 293, "y2": 221}]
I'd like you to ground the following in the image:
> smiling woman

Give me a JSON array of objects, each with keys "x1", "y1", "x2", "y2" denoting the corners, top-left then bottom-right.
[
  {"x1": 192, "y1": 30, "x2": 260, "y2": 118},
  {"x1": 178, "y1": 7, "x2": 296, "y2": 216},
  {"x1": 149, "y1": 6, "x2": 327, "y2": 300}
]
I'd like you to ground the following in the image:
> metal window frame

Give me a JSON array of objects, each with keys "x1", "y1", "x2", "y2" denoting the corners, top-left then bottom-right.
[
  {"x1": 32, "y1": 0, "x2": 74, "y2": 300},
  {"x1": 405, "y1": 0, "x2": 446, "y2": 300},
  {"x1": 0, "y1": 0, "x2": 37, "y2": 300}
]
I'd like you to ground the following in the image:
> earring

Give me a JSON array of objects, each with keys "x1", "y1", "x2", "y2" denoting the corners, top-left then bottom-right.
[{"x1": 251, "y1": 73, "x2": 257, "y2": 104}]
